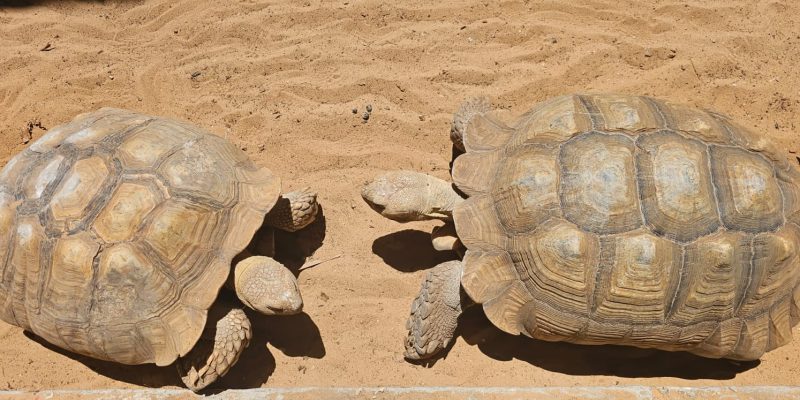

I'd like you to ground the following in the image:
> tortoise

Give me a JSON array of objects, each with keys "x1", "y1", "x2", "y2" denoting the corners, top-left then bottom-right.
[
  {"x1": 362, "y1": 93, "x2": 800, "y2": 362},
  {"x1": 0, "y1": 108, "x2": 320, "y2": 391}
]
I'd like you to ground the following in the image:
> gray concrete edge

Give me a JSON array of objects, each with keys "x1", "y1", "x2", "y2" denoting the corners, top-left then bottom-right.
[{"x1": 1, "y1": 386, "x2": 799, "y2": 399}]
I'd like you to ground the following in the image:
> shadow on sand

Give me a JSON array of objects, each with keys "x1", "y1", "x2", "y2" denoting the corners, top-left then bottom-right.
[
  {"x1": 455, "y1": 307, "x2": 758, "y2": 380},
  {"x1": 24, "y1": 302, "x2": 326, "y2": 393},
  {"x1": 371, "y1": 229, "x2": 458, "y2": 273},
  {"x1": 375, "y1": 229, "x2": 759, "y2": 380}
]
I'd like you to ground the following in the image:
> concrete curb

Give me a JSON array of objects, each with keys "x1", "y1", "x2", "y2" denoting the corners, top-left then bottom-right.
[{"x1": 1, "y1": 386, "x2": 799, "y2": 400}]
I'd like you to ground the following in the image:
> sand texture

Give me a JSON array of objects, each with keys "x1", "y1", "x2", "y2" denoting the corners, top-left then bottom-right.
[{"x1": 1, "y1": 0, "x2": 800, "y2": 391}]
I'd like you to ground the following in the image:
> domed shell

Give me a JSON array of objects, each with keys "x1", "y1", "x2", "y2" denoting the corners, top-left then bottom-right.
[
  {"x1": 452, "y1": 94, "x2": 800, "y2": 360},
  {"x1": 0, "y1": 108, "x2": 281, "y2": 366}
]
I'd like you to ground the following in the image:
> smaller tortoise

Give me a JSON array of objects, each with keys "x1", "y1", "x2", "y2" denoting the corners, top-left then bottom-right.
[
  {"x1": 363, "y1": 94, "x2": 800, "y2": 362},
  {"x1": 0, "y1": 108, "x2": 320, "y2": 391}
]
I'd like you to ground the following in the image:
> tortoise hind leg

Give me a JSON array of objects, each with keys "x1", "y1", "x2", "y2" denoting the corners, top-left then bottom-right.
[
  {"x1": 177, "y1": 306, "x2": 252, "y2": 392},
  {"x1": 263, "y1": 188, "x2": 318, "y2": 232},
  {"x1": 405, "y1": 260, "x2": 465, "y2": 360}
]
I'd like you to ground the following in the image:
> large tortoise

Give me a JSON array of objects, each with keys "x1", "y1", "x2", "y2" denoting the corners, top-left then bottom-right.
[
  {"x1": 0, "y1": 108, "x2": 319, "y2": 391},
  {"x1": 363, "y1": 94, "x2": 800, "y2": 361}
]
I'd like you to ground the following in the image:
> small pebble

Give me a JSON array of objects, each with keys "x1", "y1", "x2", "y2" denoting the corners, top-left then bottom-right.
[
  {"x1": 352, "y1": 108, "x2": 358, "y2": 114},
  {"x1": 362, "y1": 112, "x2": 370, "y2": 121},
  {"x1": 366, "y1": 104, "x2": 373, "y2": 112}
]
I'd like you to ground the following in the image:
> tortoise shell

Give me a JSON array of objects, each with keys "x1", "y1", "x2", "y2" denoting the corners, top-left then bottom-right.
[
  {"x1": 453, "y1": 94, "x2": 800, "y2": 360},
  {"x1": 0, "y1": 108, "x2": 281, "y2": 366}
]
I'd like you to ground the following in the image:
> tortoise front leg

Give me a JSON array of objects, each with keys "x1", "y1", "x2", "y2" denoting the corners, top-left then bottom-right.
[
  {"x1": 177, "y1": 305, "x2": 252, "y2": 392},
  {"x1": 263, "y1": 188, "x2": 319, "y2": 232},
  {"x1": 431, "y1": 222, "x2": 463, "y2": 253},
  {"x1": 405, "y1": 260, "x2": 465, "y2": 360}
]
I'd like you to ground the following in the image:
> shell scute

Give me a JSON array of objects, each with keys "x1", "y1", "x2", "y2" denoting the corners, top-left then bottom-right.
[
  {"x1": 462, "y1": 112, "x2": 514, "y2": 152},
  {"x1": 592, "y1": 231, "x2": 681, "y2": 324},
  {"x1": 710, "y1": 145, "x2": 783, "y2": 232},
  {"x1": 655, "y1": 99, "x2": 730, "y2": 145},
  {"x1": 491, "y1": 146, "x2": 561, "y2": 233},
  {"x1": 451, "y1": 149, "x2": 502, "y2": 197},
  {"x1": 22, "y1": 155, "x2": 65, "y2": 200},
  {"x1": 636, "y1": 131, "x2": 720, "y2": 242},
  {"x1": 116, "y1": 119, "x2": 198, "y2": 171},
  {"x1": 92, "y1": 243, "x2": 178, "y2": 324},
  {"x1": 669, "y1": 231, "x2": 750, "y2": 326},
  {"x1": 48, "y1": 156, "x2": 111, "y2": 232},
  {"x1": 143, "y1": 199, "x2": 222, "y2": 280},
  {"x1": 559, "y1": 132, "x2": 642, "y2": 234},
  {"x1": 159, "y1": 139, "x2": 237, "y2": 207},
  {"x1": 461, "y1": 250, "x2": 518, "y2": 305},
  {"x1": 737, "y1": 225, "x2": 800, "y2": 317},
  {"x1": 583, "y1": 94, "x2": 662, "y2": 133},
  {"x1": 509, "y1": 219, "x2": 598, "y2": 320},
  {"x1": 93, "y1": 181, "x2": 161, "y2": 243},
  {"x1": 42, "y1": 232, "x2": 99, "y2": 323},
  {"x1": 64, "y1": 111, "x2": 151, "y2": 148},
  {"x1": 510, "y1": 95, "x2": 592, "y2": 146}
]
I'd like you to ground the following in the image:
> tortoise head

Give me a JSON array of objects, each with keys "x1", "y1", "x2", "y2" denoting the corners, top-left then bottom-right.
[
  {"x1": 362, "y1": 171, "x2": 432, "y2": 222},
  {"x1": 362, "y1": 170, "x2": 461, "y2": 222},
  {"x1": 234, "y1": 256, "x2": 303, "y2": 316}
]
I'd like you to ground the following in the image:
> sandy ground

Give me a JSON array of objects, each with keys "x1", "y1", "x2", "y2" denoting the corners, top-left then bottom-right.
[{"x1": 1, "y1": 0, "x2": 800, "y2": 392}]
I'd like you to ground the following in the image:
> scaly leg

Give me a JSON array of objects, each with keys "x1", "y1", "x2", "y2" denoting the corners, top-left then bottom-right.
[
  {"x1": 264, "y1": 188, "x2": 319, "y2": 232},
  {"x1": 405, "y1": 260, "x2": 464, "y2": 360},
  {"x1": 177, "y1": 306, "x2": 252, "y2": 392}
]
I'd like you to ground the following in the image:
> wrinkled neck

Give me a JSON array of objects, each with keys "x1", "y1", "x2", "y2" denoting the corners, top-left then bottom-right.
[{"x1": 425, "y1": 175, "x2": 464, "y2": 220}]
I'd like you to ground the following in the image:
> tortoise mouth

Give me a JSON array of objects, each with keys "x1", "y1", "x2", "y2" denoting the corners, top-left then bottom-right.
[
  {"x1": 248, "y1": 297, "x2": 303, "y2": 316},
  {"x1": 366, "y1": 201, "x2": 386, "y2": 215},
  {"x1": 266, "y1": 304, "x2": 303, "y2": 316}
]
